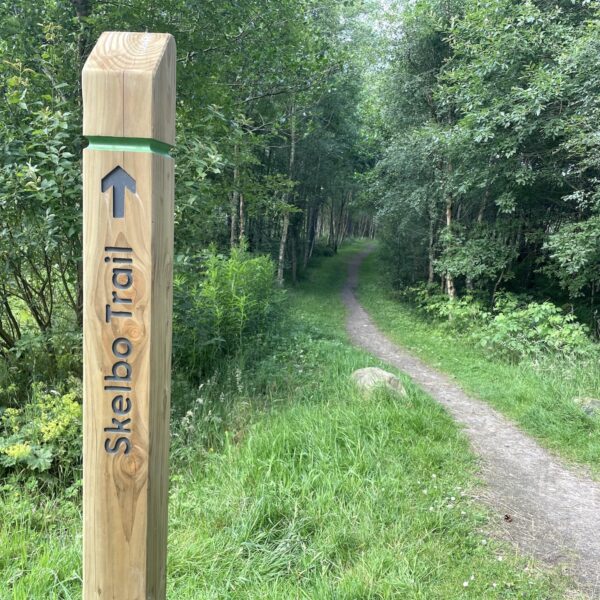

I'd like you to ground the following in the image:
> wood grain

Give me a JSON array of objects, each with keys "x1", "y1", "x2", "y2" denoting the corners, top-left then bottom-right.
[
  {"x1": 83, "y1": 32, "x2": 176, "y2": 145},
  {"x1": 82, "y1": 32, "x2": 175, "y2": 600}
]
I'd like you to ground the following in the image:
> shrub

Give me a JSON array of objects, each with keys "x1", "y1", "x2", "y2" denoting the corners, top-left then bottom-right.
[
  {"x1": 424, "y1": 295, "x2": 489, "y2": 333},
  {"x1": 174, "y1": 247, "x2": 283, "y2": 376},
  {"x1": 479, "y1": 294, "x2": 595, "y2": 363},
  {"x1": 311, "y1": 242, "x2": 336, "y2": 258},
  {"x1": 401, "y1": 285, "x2": 595, "y2": 363},
  {"x1": 0, "y1": 378, "x2": 82, "y2": 482},
  {"x1": 0, "y1": 328, "x2": 82, "y2": 411},
  {"x1": 396, "y1": 283, "x2": 440, "y2": 310},
  {"x1": 400, "y1": 284, "x2": 489, "y2": 332}
]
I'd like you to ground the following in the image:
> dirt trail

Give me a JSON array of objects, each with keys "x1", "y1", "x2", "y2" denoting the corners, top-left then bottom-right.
[{"x1": 343, "y1": 246, "x2": 600, "y2": 597}]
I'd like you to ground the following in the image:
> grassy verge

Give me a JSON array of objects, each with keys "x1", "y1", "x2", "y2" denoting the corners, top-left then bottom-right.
[
  {"x1": 0, "y1": 244, "x2": 571, "y2": 598},
  {"x1": 357, "y1": 245, "x2": 600, "y2": 477}
]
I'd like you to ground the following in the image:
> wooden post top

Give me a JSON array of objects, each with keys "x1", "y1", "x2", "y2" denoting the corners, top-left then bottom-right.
[{"x1": 83, "y1": 32, "x2": 176, "y2": 146}]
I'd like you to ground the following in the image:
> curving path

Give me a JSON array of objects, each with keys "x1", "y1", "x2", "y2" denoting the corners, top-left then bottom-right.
[{"x1": 343, "y1": 246, "x2": 600, "y2": 597}]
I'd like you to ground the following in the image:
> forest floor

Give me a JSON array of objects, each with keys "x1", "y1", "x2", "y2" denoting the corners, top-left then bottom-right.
[{"x1": 346, "y1": 243, "x2": 600, "y2": 597}]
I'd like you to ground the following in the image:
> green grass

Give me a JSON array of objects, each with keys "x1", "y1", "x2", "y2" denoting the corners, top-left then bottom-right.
[
  {"x1": 358, "y1": 244, "x2": 600, "y2": 477},
  {"x1": 0, "y1": 243, "x2": 573, "y2": 598}
]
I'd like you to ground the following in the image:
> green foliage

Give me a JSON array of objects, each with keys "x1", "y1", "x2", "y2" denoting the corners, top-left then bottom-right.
[
  {"x1": 174, "y1": 247, "x2": 283, "y2": 376},
  {"x1": 435, "y1": 225, "x2": 517, "y2": 286},
  {"x1": 422, "y1": 291, "x2": 490, "y2": 333},
  {"x1": 482, "y1": 294, "x2": 595, "y2": 363},
  {"x1": 544, "y1": 215, "x2": 600, "y2": 299},
  {"x1": 400, "y1": 283, "x2": 594, "y2": 363},
  {"x1": 367, "y1": 0, "x2": 600, "y2": 332},
  {"x1": 0, "y1": 0, "x2": 375, "y2": 412},
  {"x1": 0, "y1": 379, "x2": 82, "y2": 481}
]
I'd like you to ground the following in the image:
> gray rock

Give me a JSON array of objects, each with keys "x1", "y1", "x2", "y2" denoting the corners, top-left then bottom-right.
[
  {"x1": 574, "y1": 397, "x2": 600, "y2": 417},
  {"x1": 351, "y1": 367, "x2": 406, "y2": 396}
]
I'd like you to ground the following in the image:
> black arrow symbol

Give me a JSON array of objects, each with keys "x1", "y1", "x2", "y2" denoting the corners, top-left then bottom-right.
[{"x1": 101, "y1": 166, "x2": 136, "y2": 219}]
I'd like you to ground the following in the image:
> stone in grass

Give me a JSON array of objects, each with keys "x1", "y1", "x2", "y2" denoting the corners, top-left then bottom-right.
[
  {"x1": 574, "y1": 397, "x2": 600, "y2": 417},
  {"x1": 352, "y1": 367, "x2": 406, "y2": 396}
]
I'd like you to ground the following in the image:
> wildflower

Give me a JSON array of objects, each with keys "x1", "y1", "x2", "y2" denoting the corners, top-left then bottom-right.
[
  {"x1": 3, "y1": 443, "x2": 31, "y2": 460},
  {"x1": 463, "y1": 581, "x2": 469, "y2": 587}
]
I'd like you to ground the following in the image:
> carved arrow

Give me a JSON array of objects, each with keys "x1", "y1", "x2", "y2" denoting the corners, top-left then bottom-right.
[{"x1": 101, "y1": 166, "x2": 136, "y2": 219}]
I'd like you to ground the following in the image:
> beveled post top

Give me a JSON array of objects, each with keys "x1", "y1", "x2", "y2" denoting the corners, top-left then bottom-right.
[{"x1": 83, "y1": 32, "x2": 176, "y2": 146}]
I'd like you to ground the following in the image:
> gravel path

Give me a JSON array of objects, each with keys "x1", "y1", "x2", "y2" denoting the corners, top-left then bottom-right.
[{"x1": 343, "y1": 246, "x2": 600, "y2": 597}]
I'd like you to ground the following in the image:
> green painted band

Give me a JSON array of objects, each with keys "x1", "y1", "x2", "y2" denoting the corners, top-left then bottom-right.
[{"x1": 86, "y1": 136, "x2": 172, "y2": 156}]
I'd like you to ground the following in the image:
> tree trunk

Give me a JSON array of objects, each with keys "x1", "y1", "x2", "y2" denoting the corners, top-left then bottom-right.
[
  {"x1": 277, "y1": 212, "x2": 290, "y2": 287},
  {"x1": 478, "y1": 188, "x2": 488, "y2": 223},
  {"x1": 428, "y1": 210, "x2": 435, "y2": 285},
  {"x1": 291, "y1": 232, "x2": 297, "y2": 284},
  {"x1": 338, "y1": 191, "x2": 350, "y2": 247},
  {"x1": 230, "y1": 143, "x2": 240, "y2": 247},
  {"x1": 427, "y1": 202, "x2": 435, "y2": 285},
  {"x1": 308, "y1": 206, "x2": 319, "y2": 264},
  {"x1": 303, "y1": 207, "x2": 314, "y2": 269},
  {"x1": 445, "y1": 197, "x2": 456, "y2": 299},
  {"x1": 239, "y1": 192, "x2": 245, "y2": 244},
  {"x1": 329, "y1": 201, "x2": 335, "y2": 250},
  {"x1": 289, "y1": 104, "x2": 296, "y2": 177},
  {"x1": 277, "y1": 100, "x2": 296, "y2": 283}
]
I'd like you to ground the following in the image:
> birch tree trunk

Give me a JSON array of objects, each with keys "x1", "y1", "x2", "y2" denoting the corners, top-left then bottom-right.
[
  {"x1": 274, "y1": 103, "x2": 297, "y2": 285},
  {"x1": 445, "y1": 197, "x2": 456, "y2": 299},
  {"x1": 277, "y1": 211, "x2": 290, "y2": 287},
  {"x1": 428, "y1": 202, "x2": 436, "y2": 285},
  {"x1": 239, "y1": 192, "x2": 245, "y2": 244},
  {"x1": 230, "y1": 143, "x2": 240, "y2": 247}
]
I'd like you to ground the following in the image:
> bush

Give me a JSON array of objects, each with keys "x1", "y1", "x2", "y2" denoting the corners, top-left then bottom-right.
[
  {"x1": 400, "y1": 284, "x2": 490, "y2": 332},
  {"x1": 174, "y1": 247, "x2": 283, "y2": 376},
  {"x1": 402, "y1": 286, "x2": 595, "y2": 363},
  {"x1": 0, "y1": 328, "x2": 82, "y2": 410},
  {"x1": 480, "y1": 294, "x2": 595, "y2": 363},
  {"x1": 0, "y1": 378, "x2": 82, "y2": 483},
  {"x1": 425, "y1": 295, "x2": 489, "y2": 333},
  {"x1": 311, "y1": 242, "x2": 336, "y2": 257}
]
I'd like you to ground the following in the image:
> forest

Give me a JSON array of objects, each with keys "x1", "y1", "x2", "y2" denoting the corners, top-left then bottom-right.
[{"x1": 2, "y1": 0, "x2": 600, "y2": 598}]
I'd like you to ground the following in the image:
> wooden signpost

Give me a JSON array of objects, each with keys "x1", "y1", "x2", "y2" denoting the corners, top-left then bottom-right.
[{"x1": 82, "y1": 32, "x2": 175, "y2": 599}]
